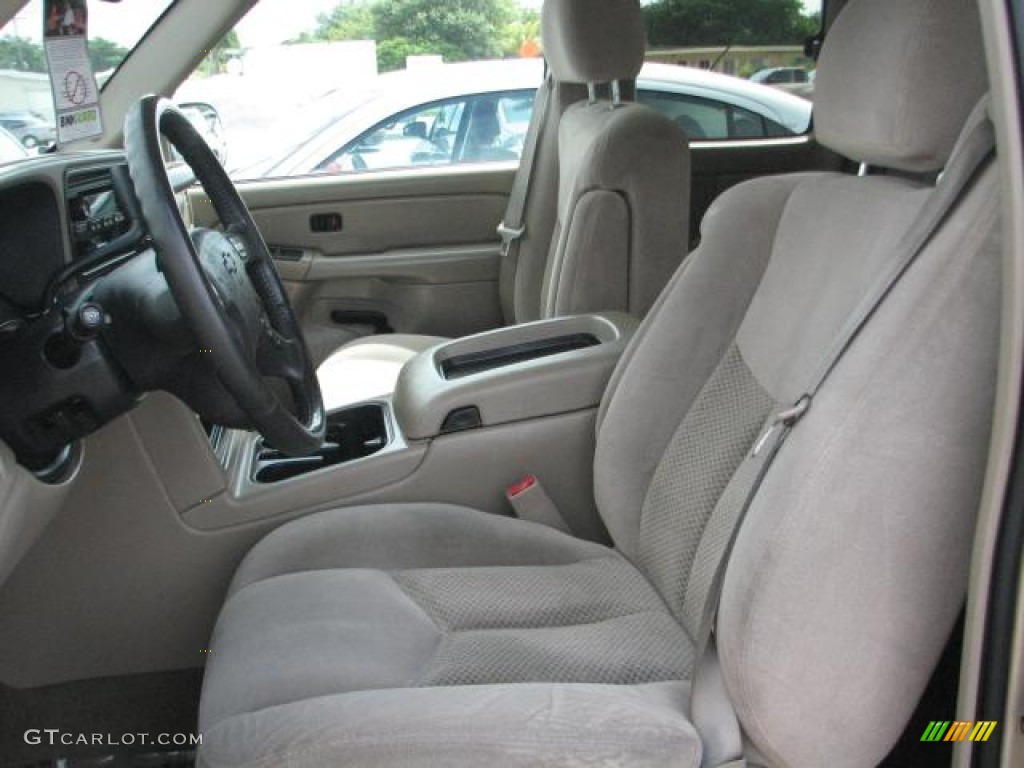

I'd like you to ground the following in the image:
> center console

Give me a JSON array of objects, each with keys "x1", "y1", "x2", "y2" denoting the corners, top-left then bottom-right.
[
  {"x1": 251, "y1": 403, "x2": 390, "y2": 484},
  {"x1": 144, "y1": 311, "x2": 637, "y2": 534},
  {"x1": 393, "y1": 313, "x2": 635, "y2": 440}
]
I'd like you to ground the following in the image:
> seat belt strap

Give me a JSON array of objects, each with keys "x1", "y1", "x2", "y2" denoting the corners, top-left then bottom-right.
[
  {"x1": 498, "y1": 72, "x2": 552, "y2": 323},
  {"x1": 689, "y1": 102, "x2": 995, "y2": 768}
]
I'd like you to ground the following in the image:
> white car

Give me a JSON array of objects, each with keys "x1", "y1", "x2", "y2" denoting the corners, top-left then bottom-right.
[
  {"x1": 240, "y1": 59, "x2": 813, "y2": 178},
  {"x1": 178, "y1": 102, "x2": 229, "y2": 166},
  {"x1": 0, "y1": 126, "x2": 29, "y2": 164}
]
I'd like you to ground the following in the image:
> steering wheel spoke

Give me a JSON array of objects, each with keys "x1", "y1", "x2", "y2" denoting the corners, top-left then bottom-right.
[{"x1": 255, "y1": 316, "x2": 305, "y2": 381}]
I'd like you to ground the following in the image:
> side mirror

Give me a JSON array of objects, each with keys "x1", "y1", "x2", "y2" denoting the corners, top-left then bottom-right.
[
  {"x1": 176, "y1": 102, "x2": 228, "y2": 165},
  {"x1": 403, "y1": 120, "x2": 427, "y2": 139}
]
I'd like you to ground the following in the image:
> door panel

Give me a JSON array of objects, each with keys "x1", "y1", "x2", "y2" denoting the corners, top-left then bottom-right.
[
  {"x1": 188, "y1": 137, "x2": 840, "y2": 362},
  {"x1": 188, "y1": 166, "x2": 515, "y2": 363},
  {"x1": 293, "y1": 253, "x2": 503, "y2": 363}
]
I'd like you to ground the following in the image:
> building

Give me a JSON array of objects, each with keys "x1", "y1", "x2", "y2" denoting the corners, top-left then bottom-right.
[
  {"x1": 0, "y1": 69, "x2": 54, "y2": 121},
  {"x1": 646, "y1": 45, "x2": 812, "y2": 78}
]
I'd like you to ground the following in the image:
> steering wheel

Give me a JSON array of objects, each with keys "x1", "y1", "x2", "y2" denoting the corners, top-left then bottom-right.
[{"x1": 123, "y1": 95, "x2": 324, "y2": 456}]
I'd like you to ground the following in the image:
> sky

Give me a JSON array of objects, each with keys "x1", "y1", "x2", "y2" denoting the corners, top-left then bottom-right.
[
  {"x1": 3, "y1": 0, "x2": 340, "y2": 47},
  {"x1": 3, "y1": 0, "x2": 823, "y2": 48}
]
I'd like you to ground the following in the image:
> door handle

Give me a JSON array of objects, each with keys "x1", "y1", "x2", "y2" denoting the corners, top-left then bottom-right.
[{"x1": 330, "y1": 310, "x2": 394, "y2": 334}]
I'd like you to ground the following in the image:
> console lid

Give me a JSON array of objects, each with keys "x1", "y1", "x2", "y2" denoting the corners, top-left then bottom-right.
[{"x1": 394, "y1": 313, "x2": 638, "y2": 440}]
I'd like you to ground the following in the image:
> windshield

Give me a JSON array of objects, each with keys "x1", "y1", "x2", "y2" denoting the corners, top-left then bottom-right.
[
  {"x1": 1, "y1": 1, "x2": 175, "y2": 75},
  {"x1": 0, "y1": 0, "x2": 174, "y2": 151},
  {"x1": 0, "y1": 126, "x2": 27, "y2": 162}
]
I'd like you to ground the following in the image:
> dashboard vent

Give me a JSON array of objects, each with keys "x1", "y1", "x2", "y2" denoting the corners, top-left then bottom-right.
[{"x1": 66, "y1": 166, "x2": 114, "y2": 193}]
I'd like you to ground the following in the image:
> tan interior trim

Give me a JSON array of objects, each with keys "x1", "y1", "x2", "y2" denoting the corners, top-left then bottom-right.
[
  {"x1": 955, "y1": 2, "x2": 1024, "y2": 764},
  {"x1": 303, "y1": 244, "x2": 500, "y2": 284}
]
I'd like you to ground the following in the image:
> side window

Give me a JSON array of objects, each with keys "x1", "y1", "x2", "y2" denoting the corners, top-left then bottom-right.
[
  {"x1": 457, "y1": 93, "x2": 530, "y2": 163},
  {"x1": 171, "y1": 0, "x2": 819, "y2": 178},
  {"x1": 730, "y1": 105, "x2": 766, "y2": 138},
  {"x1": 638, "y1": 90, "x2": 724, "y2": 139},
  {"x1": 315, "y1": 98, "x2": 465, "y2": 174},
  {"x1": 638, "y1": 89, "x2": 794, "y2": 140},
  {"x1": 639, "y1": 90, "x2": 794, "y2": 140},
  {"x1": 314, "y1": 90, "x2": 533, "y2": 175},
  {"x1": 496, "y1": 93, "x2": 535, "y2": 154}
]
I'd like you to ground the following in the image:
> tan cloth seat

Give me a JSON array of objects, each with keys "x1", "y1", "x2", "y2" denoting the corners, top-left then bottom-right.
[
  {"x1": 198, "y1": 0, "x2": 998, "y2": 765},
  {"x1": 316, "y1": 0, "x2": 690, "y2": 409}
]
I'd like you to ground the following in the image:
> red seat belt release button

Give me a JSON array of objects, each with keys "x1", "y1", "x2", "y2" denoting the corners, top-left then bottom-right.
[
  {"x1": 505, "y1": 475, "x2": 571, "y2": 534},
  {"x1": 506, "y1": 474, "x2": 537, "y2": 497}
]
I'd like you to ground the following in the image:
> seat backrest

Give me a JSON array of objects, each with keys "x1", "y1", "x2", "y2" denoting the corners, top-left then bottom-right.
[
  {"x1": 502, "y1": 0, "x2": 691, "y2": 322},
  {"x1": 593, "y1": 0, "x2": 996, "y2": 764}
]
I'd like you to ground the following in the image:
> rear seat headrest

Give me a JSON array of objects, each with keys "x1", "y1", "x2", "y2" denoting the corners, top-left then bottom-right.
[
  {"x1": 815, "y1": 0, "x2": 988, "y2": 174},
  {"x1": 541, "y1": 0, "x2": 646, "y2": 85}
]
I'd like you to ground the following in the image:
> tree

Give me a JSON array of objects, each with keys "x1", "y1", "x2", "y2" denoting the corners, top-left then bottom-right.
[
  {"x1": 0, "y1": 35, "x2": 127, "y2": 76},
  {"x1": 376, "y1": 37, "x2": 443, "y2": 71},
  {"x1": 198, "y1": 30, "x2": 240, "y2": 76},
  {"x1": 644, "y1": 0, "x2": 818, "y2": 48},
  {"x1": 499, "y1": 9, "x2": 540, "y2": 58},
  {"x1": 292, "y1": 5, "x2": 374, "y2": 43},
  {"x1": 87, "y1": 38, "x2": 128, "y2": 74},
  {"x1": 292, "y1": 0, "x2": 519, "y2": 72},
  {"x1": 0, "y1": 36, "x2": 45, "y2": 73},
  {"x1": 373, "y1": 0, "x2": 516, "y2": 65}
]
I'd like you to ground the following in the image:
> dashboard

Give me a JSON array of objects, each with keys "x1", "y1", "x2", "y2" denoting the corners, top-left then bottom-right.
[
  {"x1": 0, "y1": 151, "x2": 197, "y2": 479},
  {"x1": 67, "y1": 167, "x2": 133, "y2": 259}
]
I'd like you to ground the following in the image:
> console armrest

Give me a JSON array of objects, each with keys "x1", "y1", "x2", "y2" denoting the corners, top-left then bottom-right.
[{"x1": 394, "y1": 313, "x2": 637, "y2": 440}]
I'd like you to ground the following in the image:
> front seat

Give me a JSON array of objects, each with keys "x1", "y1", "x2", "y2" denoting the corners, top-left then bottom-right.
[
  {"x1": 197, "y1": 0, "x2": 997, "y2": 765},
  {"x1": 316, "y1": 0, "x2": 690, "y2": 411}
]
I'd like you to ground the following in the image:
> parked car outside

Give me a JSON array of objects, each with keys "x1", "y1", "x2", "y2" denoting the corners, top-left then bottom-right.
[
  {"x1": 0, "y1": 125, "x2": 29, "y2": 163},
  {"x1": 178, "y1": 102, "x2": 229, "y2": 166},
  {"x1": 0, "y1": 111, "x2": 56, "y2": 149},
  {"x1": 750, "y1": 66, "x2": 815, "y2": 99},
  {"x1": 235, "y1": 58, "x2": 813, "y2": 179}
]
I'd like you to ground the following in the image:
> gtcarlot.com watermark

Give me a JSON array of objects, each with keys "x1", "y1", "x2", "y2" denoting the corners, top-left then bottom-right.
[{"x1": 24, "y1": 729, "x2": 202, "y2": 747}]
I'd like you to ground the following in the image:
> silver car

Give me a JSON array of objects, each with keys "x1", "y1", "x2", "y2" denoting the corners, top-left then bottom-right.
[{"x1": 241, "y1": 59, "x2": 813, "y2": 178}]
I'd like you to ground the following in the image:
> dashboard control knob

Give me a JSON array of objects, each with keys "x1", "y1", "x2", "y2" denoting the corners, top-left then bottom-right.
[{"x1": 71, "y1": 302, "x2": 106, "y2": 340}]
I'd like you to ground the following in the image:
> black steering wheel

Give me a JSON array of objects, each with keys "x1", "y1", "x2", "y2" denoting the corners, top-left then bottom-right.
[{"x1": 123, "y1": 95, "x2": 324, "y2": 456}]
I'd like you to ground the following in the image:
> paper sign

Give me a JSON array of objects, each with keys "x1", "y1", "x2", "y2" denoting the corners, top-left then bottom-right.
[{"x1": 43, "y1": 0, "x2": 103, "y2": 143}]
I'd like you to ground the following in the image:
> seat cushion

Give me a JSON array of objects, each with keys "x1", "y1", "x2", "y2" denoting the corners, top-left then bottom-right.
[
  {"x1": 317, "y1": 334, "x2": 447, "y2": 411},
  {"x1": 200, "y1": 681, "x2": 701, "y2": 768},
  {"x1": 199, "y1": 504, "x2": 696, "y2": 765}
]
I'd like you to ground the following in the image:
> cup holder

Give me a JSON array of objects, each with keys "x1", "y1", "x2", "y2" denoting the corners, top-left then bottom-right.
[{"x1": 252, "y1": 403, "x2": 389, "y2": 483}]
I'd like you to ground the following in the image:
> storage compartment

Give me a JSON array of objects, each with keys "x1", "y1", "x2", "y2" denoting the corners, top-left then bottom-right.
[
  {"x1": 252, "y1": 403, "x2": 388, "y2": 483},
  {"x1": 440, "y1": 333, "x2": 600, "y2": 380},
  {"x1": 395, "y1": 312, "x2": 639, "y2": 441}
]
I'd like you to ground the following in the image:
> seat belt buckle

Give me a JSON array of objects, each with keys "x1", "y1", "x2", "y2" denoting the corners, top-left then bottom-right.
[
  {"x1": 497, "y1": 221, "x2": 525, "y2": 256},
  {"x1": 506, "y1": 474, "x2": 571, "y2": 533}
]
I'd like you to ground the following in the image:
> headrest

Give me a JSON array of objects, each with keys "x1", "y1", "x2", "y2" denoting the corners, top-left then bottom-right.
[
  {"x1": 541, "y1": 0, "x2": 646, "y2": 84},
  {"x1": 815, "y1": 0, "x2": 987, "y2": 173}
]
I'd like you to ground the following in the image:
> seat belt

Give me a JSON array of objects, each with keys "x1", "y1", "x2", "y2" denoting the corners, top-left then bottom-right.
[
  {"x1": 689, "y1": 104, "x2": 996, "y2": 768},
  {"x1": 506, "y1": 474, "x2": 572, "y2": 533},
  {"x1": 497, "y1": 70, "x2": 552, "y2": 323}
]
